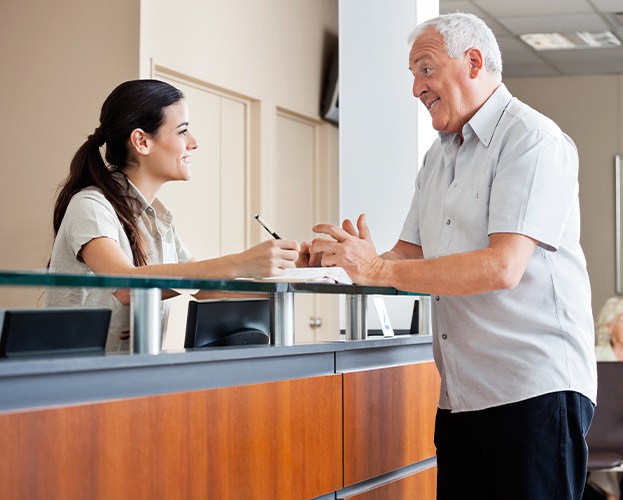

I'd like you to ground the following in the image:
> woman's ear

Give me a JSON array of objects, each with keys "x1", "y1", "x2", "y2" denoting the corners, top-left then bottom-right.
[
  {"x1": 466, "y1": 47, "x2": 484, "y2": 78},
  {"x1": 128, "y1": 128, "x2": 150, "y2": 156}
]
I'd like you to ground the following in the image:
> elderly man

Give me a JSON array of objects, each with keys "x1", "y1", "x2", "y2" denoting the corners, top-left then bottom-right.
[{"x1": 311, "y1": 12, "x2": 596, "y2": 500}]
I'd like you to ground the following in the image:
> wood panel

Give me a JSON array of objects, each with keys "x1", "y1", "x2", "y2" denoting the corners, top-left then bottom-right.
[
  {"x1": 340, "y1": 466, "x2": 437, "y2": 500},
  {"x1": 0, "y1": 374, "x2": 342, "y2": 500},
  {"x1": 343, "y1": 362, "x2": 440, "y2": 486}
]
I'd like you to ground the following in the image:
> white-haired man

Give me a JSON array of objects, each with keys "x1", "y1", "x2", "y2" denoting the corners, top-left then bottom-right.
[{"x1": 311, "y1": 12, "x2": 596, "y2": 499}]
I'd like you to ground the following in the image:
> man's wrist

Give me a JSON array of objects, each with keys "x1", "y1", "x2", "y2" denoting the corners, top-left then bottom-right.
[{"x1": 368, "y1": 256, "x2": 390, "y2": 287}]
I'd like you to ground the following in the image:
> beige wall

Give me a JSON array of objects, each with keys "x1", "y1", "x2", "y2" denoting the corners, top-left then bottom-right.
[
  {"x1": 0, "y1": 0, "x2": 140, "y2": 306},
  {"x1": 505, "y1": 75, "x2": 623, "y2": 319},
  {"x1": 0, "y1": 0, "x2": 338, "y2": 310},
  {"x1": 140, "y1": 0, "x2": 337, "y2": 119}
]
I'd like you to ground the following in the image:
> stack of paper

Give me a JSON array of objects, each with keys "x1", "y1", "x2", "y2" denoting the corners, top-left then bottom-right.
[{"x1": 250, "y1": 267, "x2": 353, "y2": 284}]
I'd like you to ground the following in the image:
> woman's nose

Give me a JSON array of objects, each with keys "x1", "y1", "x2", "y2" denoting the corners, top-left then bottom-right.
[{"x1": 188, "y1": 132, "x2": 199, "y2": 150}]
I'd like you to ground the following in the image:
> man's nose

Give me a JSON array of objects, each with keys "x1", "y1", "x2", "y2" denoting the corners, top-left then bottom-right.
[{"x1": 412, "y1": 77, "x2": 426, "y2": 98}]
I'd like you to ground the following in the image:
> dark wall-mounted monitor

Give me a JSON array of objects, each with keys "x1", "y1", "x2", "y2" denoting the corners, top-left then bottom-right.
[
  {"x1": 184, "y1": 299, "x2": 270, "y2": 348},
  {"x1": 321, "y1": 47, "x2": 339, "y2": 125},
  {"x1": 0, "y1": 308, "x2": 111, "y2": 358}
]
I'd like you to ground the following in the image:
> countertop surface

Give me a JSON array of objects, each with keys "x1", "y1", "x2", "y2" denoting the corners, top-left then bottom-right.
[
  {"x1": 0, "y1": 335, "x2": 435, "y2": 412},
  {"x1": 0, "y1": 334, "x2": 432, "y2": 377}
]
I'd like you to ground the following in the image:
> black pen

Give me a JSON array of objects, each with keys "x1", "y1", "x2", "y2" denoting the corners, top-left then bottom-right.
[{"x1": 254, "y1": 214, "x2": 282, "y2": 239}]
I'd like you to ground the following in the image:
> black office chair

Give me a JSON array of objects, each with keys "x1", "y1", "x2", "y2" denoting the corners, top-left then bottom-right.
[
  {"x1": 184, "y1": 299, "x2": 270, "y2": 348},
  {"x1": 586, "y1": 362, "x2": 623, "y2": 471},
  {"x1": 0, "y1": 308, "x2": 111, "y2": 358}
]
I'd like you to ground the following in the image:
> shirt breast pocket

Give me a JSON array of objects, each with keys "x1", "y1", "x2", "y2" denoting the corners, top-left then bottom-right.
[
  {"x1": 162, "y1": 241, "x2": 178, "y2": 264},
  {"x1": 453, "y1": 185, "x2": 492, "y2": 250}
]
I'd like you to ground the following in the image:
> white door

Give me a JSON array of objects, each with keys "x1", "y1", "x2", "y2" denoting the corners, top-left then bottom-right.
[
  {"x1": 274, "y1": 109, "x2": 338, "y2": 342},
  {"x1": 154, "y1": 68, "x2": 251, "y2": 349}
]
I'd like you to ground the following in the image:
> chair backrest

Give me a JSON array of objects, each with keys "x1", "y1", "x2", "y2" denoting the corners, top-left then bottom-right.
[
  {"x1": 0, "y1": 308, "x2": 111, "y2": 358},
  {"x1": 586, "y1": 361, "x2": 623, "y2": 452},
  {"x1": 184, "y1": 299, "x2": 270, "y2": 348}
]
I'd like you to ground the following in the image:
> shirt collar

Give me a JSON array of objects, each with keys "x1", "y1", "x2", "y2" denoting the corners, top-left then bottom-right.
[
  {"x1": 464, "y1": 83, "x2": 513, "y2": 147},
  {"x1": 112, "y1": 172, "x2": 173, "y2": 224},
  {"x1": 438, "y1": 83, "x2": 513, "y2": 147}
]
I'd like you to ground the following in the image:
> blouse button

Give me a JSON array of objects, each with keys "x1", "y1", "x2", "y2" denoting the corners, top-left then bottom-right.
[
  {"x1": 441, "y1": 333, "x2": 448, "y2": 340},
  {"x1": 445, "y1": 219, "x2": 451, "y2": 225}
]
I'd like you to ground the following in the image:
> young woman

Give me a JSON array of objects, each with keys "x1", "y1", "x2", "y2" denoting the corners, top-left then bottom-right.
[{"x1": 46, "y1": 79, "x2": 300, "y2": 351}]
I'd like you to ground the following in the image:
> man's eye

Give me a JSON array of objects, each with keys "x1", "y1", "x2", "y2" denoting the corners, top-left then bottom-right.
[{"x1": 422, "y1": 67, "x2": 432, "y2": 75}]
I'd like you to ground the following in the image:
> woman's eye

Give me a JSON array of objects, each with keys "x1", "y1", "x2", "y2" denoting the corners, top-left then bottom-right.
[{"x1": 180, "y1": 129, "x2": 188, "y2": 135}]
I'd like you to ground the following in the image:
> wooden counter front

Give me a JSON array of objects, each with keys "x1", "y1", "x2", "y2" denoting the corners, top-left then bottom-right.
[
  {"x1": 0, "y1": 336, "x2": 436, "y2": 499},
  {"x1": 343, "y1": 361, "x2": 440, "y2": 487},
  {"x1": 0, "y1": 374, "x2": 342, "y2": 500}
]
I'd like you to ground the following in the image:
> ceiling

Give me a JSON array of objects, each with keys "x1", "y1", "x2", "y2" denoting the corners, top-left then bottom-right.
[{"x1": 438, "y1": 0, "x2": 623, "y2": 77}]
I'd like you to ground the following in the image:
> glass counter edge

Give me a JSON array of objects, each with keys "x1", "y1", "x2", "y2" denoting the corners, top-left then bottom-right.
[{"x1": 0, "y1": 271, "x2": 428, "y2": 297}]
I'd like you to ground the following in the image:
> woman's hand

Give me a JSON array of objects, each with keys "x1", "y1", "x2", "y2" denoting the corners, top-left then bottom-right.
[
  {"x1": 235, "y1": 239, "x2": 300, "y2": 278},
  {"x1": 112, "y1": 288, "x2": 179, "y2": 305},
  {"x1": 295, "y1": 241, "x2": 323, "y2": 268},
  {"x1": 112, "y1": 288, "x2": 131, "y2": 305}
]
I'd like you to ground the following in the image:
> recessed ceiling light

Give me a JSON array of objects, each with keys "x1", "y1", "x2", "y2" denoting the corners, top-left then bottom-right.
[
  {"x1": 520, "y1": 31, "x2": 622, "y2": 51},
  {"x1": 520, "y1": 33, "x2": 575, "y2": 50},
  {"x1": 576, "y1": 31, "x2": 621, "y2": 48}
]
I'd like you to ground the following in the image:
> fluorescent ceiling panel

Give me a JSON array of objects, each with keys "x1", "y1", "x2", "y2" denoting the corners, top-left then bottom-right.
[
  {"x1": 499, "y1": 14, "x2": 609, "y2": 35},
  {"x1": 474, "y1": 0, "x2": 594, "y2": 17}
]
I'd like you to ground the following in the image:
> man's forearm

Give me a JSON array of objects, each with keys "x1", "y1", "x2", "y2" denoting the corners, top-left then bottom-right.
[{"x1": 373, "y1": 233, "x2": 536, "y2": 296}]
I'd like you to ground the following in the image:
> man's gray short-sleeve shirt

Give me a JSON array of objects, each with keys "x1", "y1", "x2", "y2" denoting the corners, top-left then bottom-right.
[{"x1": 400, "y1": 84, "x2": 597, "y2": 412}]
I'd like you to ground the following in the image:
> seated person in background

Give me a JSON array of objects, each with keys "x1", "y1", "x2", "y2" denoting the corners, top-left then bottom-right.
[
  {"x1": 587, "y1": 296, "x2": 623, "y2": 500},
  {"x1": 45, "y1": 79, "x2": 300, "y2": 352},
  {"x1": 594, "y1": 296, "x2": 623, "y2": 361}
]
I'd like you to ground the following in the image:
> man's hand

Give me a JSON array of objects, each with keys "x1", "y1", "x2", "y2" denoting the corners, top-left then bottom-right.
[{"x1": 311, "y1": 214, "x2": 384, "y2": 285}]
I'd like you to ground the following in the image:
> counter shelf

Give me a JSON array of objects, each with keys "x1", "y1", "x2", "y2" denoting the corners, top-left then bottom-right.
[{"x1": 0, "y1": 270, "x2": 430, "y2": 353}]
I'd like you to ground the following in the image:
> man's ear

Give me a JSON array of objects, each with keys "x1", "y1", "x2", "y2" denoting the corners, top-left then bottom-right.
[
  {"x1": 128, "y1": 128, "x2": 150, "y2": 156},
  {"x1": 466, "y1": 47, "x2": 484, "y2": 78}
]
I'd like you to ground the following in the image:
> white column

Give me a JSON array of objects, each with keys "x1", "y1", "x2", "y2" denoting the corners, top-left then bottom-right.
[{"x1": 339, "y1": 0, "x2": 438, "y2": 330}]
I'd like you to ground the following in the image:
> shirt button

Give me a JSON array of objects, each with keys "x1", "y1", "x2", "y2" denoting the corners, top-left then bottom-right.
[
  {"x1": 441, "y1": 333, "x2": 448, "y2": 340},
  {"x1": 435, "y1": 296, "x2": 440, "y2": 301},
  {"x1": 445, "y1": 219, "x2": 451, "y2": 225}
]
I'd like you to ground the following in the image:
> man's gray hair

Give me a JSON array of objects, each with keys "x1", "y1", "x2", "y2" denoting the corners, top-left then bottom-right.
[{"x1": 408, "y1": 12, "x2": 503, "y2": 75}]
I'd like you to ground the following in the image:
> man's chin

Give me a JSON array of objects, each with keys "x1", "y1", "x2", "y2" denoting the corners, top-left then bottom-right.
[{"x1": 431, "y1": 121, "x2": 446, "y2": 133}]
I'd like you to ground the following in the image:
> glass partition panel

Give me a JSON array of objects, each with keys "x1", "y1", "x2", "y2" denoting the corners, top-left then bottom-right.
[{"x1": 0, "y1": 270, "x2": 425, "y2": 296}]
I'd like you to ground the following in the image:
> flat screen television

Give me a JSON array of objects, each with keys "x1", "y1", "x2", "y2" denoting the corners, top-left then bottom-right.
[
  {"x1": 184, "y1": 299, "x2": 270, "y2": 348},
  {"x1": 321, "y1": 47, "x2": 339, "y2": 125},
  {"x1": 0, "y1": 308, "x2": 111, "y2": 358}
]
